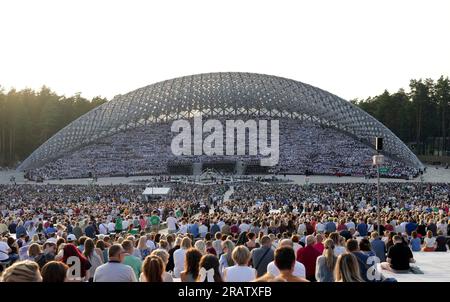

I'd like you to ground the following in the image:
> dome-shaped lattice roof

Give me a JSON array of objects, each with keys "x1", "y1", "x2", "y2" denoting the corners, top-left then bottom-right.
[{"x1": 18, "y1": 72, "x2": 423, "y2": 171}]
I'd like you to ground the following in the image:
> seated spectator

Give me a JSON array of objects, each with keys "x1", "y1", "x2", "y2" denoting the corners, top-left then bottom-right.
[
  {"x1": 1, "y1": 260, "x2": 42, "y2": 282},
  {"x1": 346, "y1": 239, "x2": 370, "y2": 281},
  {"x1": 149, "y1": 249, "x2": 173, "y2": 282},
  {"x1": 435, "y1": 230, "x2": 448, "y2": 252},
  {"x1": 250, "y1": 235, "x2": 274, "y2": 277},
  {"x1": 334, "y1": 253, "x2": 364, "y2": 282},
  {"x1": 141, "y1": 255, "x2": 165, "y2": 282},
  {"x1": 173, "y1": 237, "x2": 192, "y2": 278},
  {"x1": 422, "y1": 230, "x2": 436, "y2": 252},
  {"x1": 381, "y1": 235, "x2": 415, "y2": 272},
  {"x1": 296, "y1": 235, "x2": 321, "y2": 281},
  {"x1": 197, "y1": 254, "x2": 223, "y2": 282},
  {"x1": 272, "y1": 246, "x2": 309, "y2": 282},
  {"x1": 267, "y1": 239, "x2": 306, "y2": 278},
  {"x1": 223, "y1": 246, "x2": 256, "y2": 282},
  {"x1": 409, "y1": 231, "x2": 422, "y2": 252},
  {"x1": 219, "y1": 240, "x2": 235, "y2": 274},
  {"x1": 122, "y1": 240, "x2": 142, "y2": 280},
  {"x1": 180, "y1": 248, "x2": 202, "y2": 282},
  {"x1": 41, "y1": 261, "x2": 68, "y2": 282},
  {"x1": 315, "y1": 239, "x2": 336, "y2": 282},
  {"x1": 370, "y1": 232, "x2": 386, "y2": 262},
  {"x1": 93, "y1": 244, "x2": 137, "y2": 282}
]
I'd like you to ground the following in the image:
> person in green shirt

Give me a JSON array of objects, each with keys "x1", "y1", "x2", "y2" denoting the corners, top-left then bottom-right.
[
  {"x1": 122, "y1": 240, "x2": 142, "y2": 280},
  {"x1": 149, "y1": 210, "x2": 160, "y2": 232},
  {"x1": 175, "y1": 208, "x2": 183, "y2": 219},
  {"x1": 115, "y1": 217, "x2": 123, "y2": 233}
]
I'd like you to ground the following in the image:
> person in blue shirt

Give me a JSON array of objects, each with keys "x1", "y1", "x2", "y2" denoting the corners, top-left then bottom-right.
[
  {"x1": 188, "y1": 221, "x2": 199, "y2": 238},
  {"x1": 45, "y1": 224, "x2": 57, "y2": 235},
  {"x1": 325, "y1": 218, "x2": 337, "y2": 233},
  {"x1": 357, "y1": 219, "x2": 368, "y2": 237},
  {"x1": 346, "y1": 239, "x2": 371, "y2": 282},
  {"x1": 405, "y1": 219, "x2": 418, "y2": 236},
  {"x1": 370, "y1": 231, "x2": 386, "y2": 262},
  {"x1": 409, "y1": 231, "x2": 422, "y2": 252}
]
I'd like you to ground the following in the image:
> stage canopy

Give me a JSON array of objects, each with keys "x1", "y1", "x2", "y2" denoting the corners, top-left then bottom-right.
[{"x1": 142, "y1": 187, "x2": 170, "y2": 195}]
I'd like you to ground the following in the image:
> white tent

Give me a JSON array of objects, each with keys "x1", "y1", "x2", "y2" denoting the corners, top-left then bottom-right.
[{"x1": 143, "y1": 187, "x2": 170, "y2": 195}]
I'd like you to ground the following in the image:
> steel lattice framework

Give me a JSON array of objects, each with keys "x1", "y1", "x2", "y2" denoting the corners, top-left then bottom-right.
[{"x1": 18, "y1": 72, "x2": 423, "y2": 171}]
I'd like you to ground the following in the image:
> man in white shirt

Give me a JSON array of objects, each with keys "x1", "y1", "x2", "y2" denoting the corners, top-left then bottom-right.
[
  {"x1": 166, "y1": 212, "x2": 178, "y2": 234},
  {"x1": 98, "y1": 221, "x2": 108, "y2": 235},
  {"x1": 239, "y1": 220, "x2": 250, "y2": 233},
  {"x1": 93, "y1": 244, "x2": 137, "y2": 282},
  {"x1": 107, "y1": 221, "x2": 115, "y2": 233},
  {"x1": 199, "y1": 222, "x2": 208, "y2": 238},
  {"x1": 0, "y1": 239, "x2": 11, "y2": 261},
  {"x1": 266, "y1": 239, "x2": 305, "y2": 278}
]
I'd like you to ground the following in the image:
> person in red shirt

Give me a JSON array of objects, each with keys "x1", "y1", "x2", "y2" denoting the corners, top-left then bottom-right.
[
  {"x1": 313, "y1": 233, "x2": 324, "y2": 254},
  {"x1": 297, "y1": 235, "x2": 321, "y2": 281}
]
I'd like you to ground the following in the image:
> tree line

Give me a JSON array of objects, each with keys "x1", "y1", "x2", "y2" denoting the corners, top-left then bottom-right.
[
  {"x1": 1, "y1": 76, "x2": 449, "y2": 167},
  {"x1": 351, "y1": 76, "x2": 450, "y2": 157},
  {"x1": 0, "y1": 86, "x2": 107, "y2": 167}
]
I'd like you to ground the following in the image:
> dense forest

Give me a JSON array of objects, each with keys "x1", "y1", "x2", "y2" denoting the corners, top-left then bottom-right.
[
  {"x1": 0, "y1": 76, "x2": 449, "y2": 167},
  {"x1": 0, "y1": 87, "x2": 107, "y2": 167},
  {"x1": 352, "y1": 76, "x2": 450, "y2": 156}
]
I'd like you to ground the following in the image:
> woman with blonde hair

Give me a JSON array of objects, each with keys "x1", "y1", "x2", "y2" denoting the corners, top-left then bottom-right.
[
  {"x1": 334, "y1": 253, "x2": 364, "y2": 282},
  {"x1": 328, "y1": 232, "x2": 346, "y2": 256},
  {"x1": 422, "y1": 230, "x2": 436, "y2": 252},
  {"x1": 223, "y1": 245, "x2": 256, "y2": 282},
  {"x1": 173, "y1": 237, "x2": 192, "y2": 278},
  {"x1": 315, "y1": 239, "x2": 336, "y2": 282},
  {"x1": 137, "y1": 236, "x2": 151, "y2": 259},
  {"x1": 219, "y1": 240, "x2": 235, "y2": 274},
  {"x1": 27, "y1": 243, "x2": 43, "y2": 262},
  {"x1": 149, "y1": 249, "x2": 173, "y2": 282},
  {"x1": 194, "y1": 240, "x2": 207, "y2": 255},
  {"x1": 1, "y1": 260, "x2": 42, "y2": 282}
]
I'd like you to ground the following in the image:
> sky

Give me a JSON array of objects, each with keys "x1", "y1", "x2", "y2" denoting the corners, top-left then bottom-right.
[{"x1": 0, "y1": 0, "x2": 449, "y2": 101}]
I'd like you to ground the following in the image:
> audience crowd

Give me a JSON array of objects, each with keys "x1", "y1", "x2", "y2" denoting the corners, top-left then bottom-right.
[{"x1": 1, "y1": 181, "x2": 448, "y2": 282}]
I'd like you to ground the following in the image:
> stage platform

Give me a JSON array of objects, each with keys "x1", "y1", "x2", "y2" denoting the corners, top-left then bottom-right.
[{"x1": 378, "y1": 252, "x2": 450, "y2": 282}]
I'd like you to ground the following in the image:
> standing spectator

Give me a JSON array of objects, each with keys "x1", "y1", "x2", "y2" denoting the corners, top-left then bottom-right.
[
  {"x1": 357, "y1": 219, "x2": 368, "y2": 237},
  {"x1": 166, "y1": 212, "x2": 178, "y2": 234}
]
